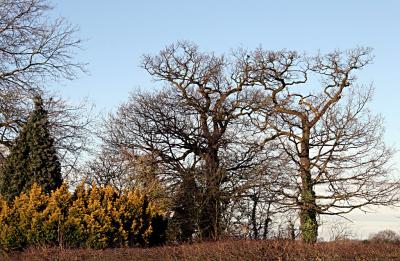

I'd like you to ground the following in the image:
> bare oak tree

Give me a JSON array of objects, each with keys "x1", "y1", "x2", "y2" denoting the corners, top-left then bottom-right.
[
  {"x1": 103, "y1": 42, "x2": 274, "y2": 240},
  {"x1": 244, "y1": 47, "x2": 399, "y2": 243}
]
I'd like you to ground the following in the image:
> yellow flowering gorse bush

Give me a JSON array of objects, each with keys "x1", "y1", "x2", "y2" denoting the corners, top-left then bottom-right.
[{"x1": 0, "y1": 183, "x2": 167, "y2": 251}]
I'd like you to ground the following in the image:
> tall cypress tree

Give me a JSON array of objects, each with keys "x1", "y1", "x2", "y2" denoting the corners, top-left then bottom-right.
[{"x1": 0, "y1": 95, "x2": 62, "y2": 202}]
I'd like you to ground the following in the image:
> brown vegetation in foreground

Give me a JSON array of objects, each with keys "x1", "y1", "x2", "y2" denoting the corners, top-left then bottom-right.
[{"x1": 3, "y1": 239, "x2": 400, "y2": 261}]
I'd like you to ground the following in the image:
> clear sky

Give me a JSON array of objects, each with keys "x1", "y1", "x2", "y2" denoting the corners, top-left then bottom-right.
[{"x1": 50, "y1": 0, "x2": 400, "y2": 239}]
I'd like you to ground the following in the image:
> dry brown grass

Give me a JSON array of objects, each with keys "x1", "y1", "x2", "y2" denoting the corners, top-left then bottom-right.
[{"x1": 2, "y1": 239, "x2": 400, "y2": 261}]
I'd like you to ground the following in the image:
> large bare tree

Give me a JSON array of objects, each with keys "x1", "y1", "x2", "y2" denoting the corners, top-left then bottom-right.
[
  {"x1": 103, "y1": 42, "x2": 276, "y2": 240},
  {"x1": 244, "y1": 47, "x2": 400, "y2": 243}
]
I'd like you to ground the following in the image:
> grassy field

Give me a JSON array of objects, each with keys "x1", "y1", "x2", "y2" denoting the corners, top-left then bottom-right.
[{"x1": 2, "y1": 239, "x2": 400, "y2": 261}]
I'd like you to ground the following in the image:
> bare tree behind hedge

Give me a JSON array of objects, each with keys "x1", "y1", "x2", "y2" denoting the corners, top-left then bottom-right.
[
  {"x1": 103, "y1": 42, "x2": 279, "y2": 240},
  {"x1": 369, "y1": 230, "x2": 400, "y2": 243},
  {"x1": 45, "y1": 95, "x2": 92, "y2": 178},
  {"x1": 104, "y1": 89, "x2": 273, "y2": 240}
]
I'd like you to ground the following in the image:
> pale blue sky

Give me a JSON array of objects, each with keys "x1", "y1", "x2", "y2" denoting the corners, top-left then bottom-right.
[
  {"x1": 51, "y1": 1, "x2": 400, "y2": 238},
  {"x1": 52, "y1": 0, "x2": 400, "y2": 143}
]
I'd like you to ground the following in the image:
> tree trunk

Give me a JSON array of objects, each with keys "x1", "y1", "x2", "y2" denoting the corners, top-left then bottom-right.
[
  {"x1": 199, "y1": 149, "x2": 222, "y2": 240},
  {"x1": 299, "y1": 124, "x2": 318, "y2": 243},
  {"x1": 250, "y1": 194, "x2": 259, "y2": 239},
  {"x1": 288, "y1": 220, "x2": 296, "y2": 240},
  {"x1": 263, "y1": 201, "x2": 272, "y2": 239}
]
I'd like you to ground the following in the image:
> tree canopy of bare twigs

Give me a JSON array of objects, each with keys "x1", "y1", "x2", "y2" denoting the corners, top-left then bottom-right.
[
  {"x1": 240, "y1": 47, "x2": 400, "y2": 243},
  {"x1": 0, "y1": 0, "x2": 90, "y2": 177},
  {"x1": 98, "y1": 42, "x2": 399, "y2": 243},
  {"x1": 102, "y1": 42, "x2": 284, "y2": 240},
  {"x1": 0, "y1": 0, "x2": 84, "y2": 91}
]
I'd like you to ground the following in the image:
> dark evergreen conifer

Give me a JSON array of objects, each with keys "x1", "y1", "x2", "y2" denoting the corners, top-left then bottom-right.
[{"x1": 0, "y1": 95, "x2": 62, "y2": 202}]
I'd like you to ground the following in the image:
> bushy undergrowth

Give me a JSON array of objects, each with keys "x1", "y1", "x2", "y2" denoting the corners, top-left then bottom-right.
[
  {"x1": 0, "y1": 183, "x2": 167, "y2": 251},
  {"x1": 3, "y1": 239, "x2": 400, "y2": 261}
]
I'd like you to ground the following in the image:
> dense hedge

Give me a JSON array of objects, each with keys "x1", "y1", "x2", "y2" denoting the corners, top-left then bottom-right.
[{"x1": 0, "y1": 183, "x2": 167, "y2": 251}]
